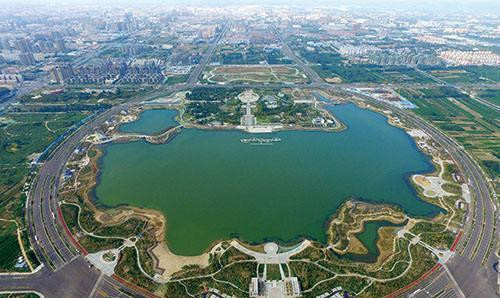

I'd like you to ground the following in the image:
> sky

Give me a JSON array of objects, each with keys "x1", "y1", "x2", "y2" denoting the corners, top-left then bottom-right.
[{"x1": 0, "y1": 0, "x2": 498, "y2": 12}]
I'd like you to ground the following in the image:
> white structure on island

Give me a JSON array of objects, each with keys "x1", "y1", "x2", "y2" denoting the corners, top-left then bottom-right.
[
  {"x1": 236, "y1": 89, "x2": 282, "y2": 133},
  {"x1": 239, "y1": 89, "x2": 258, "y2": 127}
]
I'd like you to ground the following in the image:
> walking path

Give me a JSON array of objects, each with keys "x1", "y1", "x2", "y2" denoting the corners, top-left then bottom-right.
[
  {"x1": 231, "y1": 240, "x2": 311, "y2": 264},
  {"x1": 61, "y1": 202, "x2": 156, "y2": 281}
]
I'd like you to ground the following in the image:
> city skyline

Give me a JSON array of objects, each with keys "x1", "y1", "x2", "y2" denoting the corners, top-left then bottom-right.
[{"x1": 0, "y1": 0, "x2": 499, "y2": 11}]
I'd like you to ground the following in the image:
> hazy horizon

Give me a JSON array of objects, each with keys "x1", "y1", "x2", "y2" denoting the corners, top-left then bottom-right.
[{"x1": 0, "y1": 0, "x2": 499, "y2": 13}]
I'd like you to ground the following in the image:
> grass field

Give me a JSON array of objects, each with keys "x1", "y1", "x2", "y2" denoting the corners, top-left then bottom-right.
[
  {"x1": 165, "y1": 74, "x2": 189, "y2": 85},
  {"x1": 212, "y1": 45, "x2": 292, "y2": 65},
  {"x1": 0, "y1": 293, "x2": 40, "y2": 298},
  {"x1": 266, "y1": 264, "x2": 282, "y2": 280},
  {"x1": 375, "y1": 68, "x2": 435, "y2": 84},
  {"x1": 201, "y1": 65, "x2": 308, "y2": 84},
  {"x1": 428, "y1": 69, "x2": 481, "y2": 83},
  {"x1": 312, "y1": 63, "x2": 437, "y2": 84}
]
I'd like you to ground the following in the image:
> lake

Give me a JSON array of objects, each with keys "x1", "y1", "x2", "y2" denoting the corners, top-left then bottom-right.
[
  {"x1": 95, "y1": 104, "x2": 440, "y2": 256},
  {"x1": 118, "y1": 109, "x2": 178, "y2": 135}
]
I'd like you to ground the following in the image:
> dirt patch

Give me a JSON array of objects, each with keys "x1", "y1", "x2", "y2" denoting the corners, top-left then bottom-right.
[
  {"x1": 325, "y1": 77, "x2": 342, "y2": 83},
  {"x1": 347, "y1": 236, "x2": 368, "y2": 255},
  {"x1": 375, "y1": 226, "x2": 398, "y2": 264},
  {"x1": 414, "y1": 176, "x2": 431, "y2": 187}
]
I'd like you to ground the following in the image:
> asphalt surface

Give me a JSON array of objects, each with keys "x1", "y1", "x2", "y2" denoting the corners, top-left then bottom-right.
[
  {"x1": 405, "y1": 268, "x2": 460, "y2": 298},
  {"x1": 0, "y1": 26, "x2": 497, "y2": 298},
  {"x1": 186, "y1": 22, "x2": 228, "y2": 85},
  {"x1": 337, "y1": 87, "x2": 498, "y2": 297},
  {"x1": 0, "y1": 24, "x2": 227, "y2": 298},
  {"x1": 0, "y1": 80, "x2": 46, "y2": 110},
  {"x1": 0, "y1": 258, "x2": 101, "y2": 297}
]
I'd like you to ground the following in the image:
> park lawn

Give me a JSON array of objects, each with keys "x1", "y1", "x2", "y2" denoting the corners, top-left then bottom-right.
[
  {"x1": 0, "y1": 112, "x2": 86, "y2": 188},
  {"x1": 165, "y1": 75, "x2": 188, "y2": 85},
  {"x1": 266, "y1": 264, "x2": 282, "y2": 280}
]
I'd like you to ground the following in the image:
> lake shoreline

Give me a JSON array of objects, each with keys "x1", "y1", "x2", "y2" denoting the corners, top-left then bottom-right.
[{"x1": 71, "y1": 97, "x2": 452, "y2": 278}]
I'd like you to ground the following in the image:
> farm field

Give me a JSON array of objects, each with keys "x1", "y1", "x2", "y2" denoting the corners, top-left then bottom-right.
[
  {"x1": 201, "y1": 65, "x2": 309, "y2": 84},
  {"x1": 422, "y1": 66, "x2": 500, "y2": 83},
  {"x1": 374, "y1": 67, "x2": 435, "y2": 84},
  {"x1": 0, "y1": 220, "x2": 23, "y2": 272},
  {"x1": 474, "y1": 88, "x2": 500, "y2": 106},
  {"x1": 427, "y1": 69, "x2": 482, "y2": 83},
  {"x1": 312, "y1": 63, "x2": 435, "y2": 84},
  {"x1": 397, "y1": 87, "x2": 499, "y2": 180},
  {"x1": 0, "y1": 112, "x2": 87, "y2": 227}
]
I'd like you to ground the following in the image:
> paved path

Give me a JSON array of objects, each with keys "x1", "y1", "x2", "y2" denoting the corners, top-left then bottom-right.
[
  {"x1": 0, "y1": 18, "x2": 228, "y2": 298},
  {"x1": 0, "y1": 23, "x2": 496, "y2": 297},
  {"x1": 231, "y1": 240, "x2": 310, "y2": 264}
]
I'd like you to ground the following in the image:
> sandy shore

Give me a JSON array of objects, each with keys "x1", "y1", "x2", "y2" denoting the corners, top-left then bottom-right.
[
  {"x1": 73, "y1": 97, "x2": 452, "y2": 280},
  {"x1": 152, "y1": 241, "x2": 210, "y2": 279}
]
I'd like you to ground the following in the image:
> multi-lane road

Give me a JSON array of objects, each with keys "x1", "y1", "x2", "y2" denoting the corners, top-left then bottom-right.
[
  {"x1": 0, "y1": 23, "x2": 228, "y2": 298},
  {"x1": 0, "y1": 25, "x2": 497, "y2": 298},
  {"x1": 274, "y1": 37, "x2": 497, "y2": 297},
  {"x1": 345, "y1": 87, "x2": 497, "y2": 297},
  {"x1": 186, "y1": 22, "x2": 228, "y2": 85}
]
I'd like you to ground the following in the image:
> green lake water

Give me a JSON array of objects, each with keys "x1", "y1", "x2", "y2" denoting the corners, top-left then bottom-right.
[
  {"x1": 345, "y1": 220, "x2": 405, "y2": 263},
  {"x1": 95, "y1": 103, "x2": 441, "y2": 256},
  {"x1": 119, "y1": 109, "x2": 178, "y2": 135}
]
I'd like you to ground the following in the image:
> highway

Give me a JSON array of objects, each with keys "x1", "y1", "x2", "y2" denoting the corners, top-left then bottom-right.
[
  {"x1": 20, "y1": 85, "x2": 191, "y2": 296},
  {"x1": 0, "y1": 22, "x2": 226, "y2": 298},
  {"x1": 275, "y1": 29, "x2": 323, "y2": 84},
  {"x1": 276, "y1": 38, "x2": 497, "y2": 297},
  {"x1": 327, "y1": 86, "x2": 497, "y2": 297},
  {"x1": 0, "y1": 23, "x2": 497, "y2": 298},
  {"x1": 186, "y1": 22, "x2": 228, "y2": 85},
  {"x1": 0, "y1": 80, "x2": 46, "y2": 111},
  {"x1": 0, "y1": 258, "x2": 101, "y2": 297}
]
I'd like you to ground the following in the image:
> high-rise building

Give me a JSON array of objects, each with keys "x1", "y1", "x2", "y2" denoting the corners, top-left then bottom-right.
[
  {"x1": 49, "y1": 64, "x2": 74, "y2": 83},
  {"x1": 124, "y1": 12, "x2": 134, "y2": 29},
  {"x1": 38, "y1": 41, "x2": 55, "y2": 53},
  {"x1": 19, "y1": 52, "x2": 36, "y2": 66},
  {"x1": 50, "y1": 31, "x2": 62, "y2": 40},
  {"x1": 55, "y1": 39, "x2": 67, "y2": 52},
  {"x1": 15, "y1": 38, "x2": 32, "y2": 53},
  {"x1": 0, "y1": 74, "x2": 23, "y2": 85}
]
